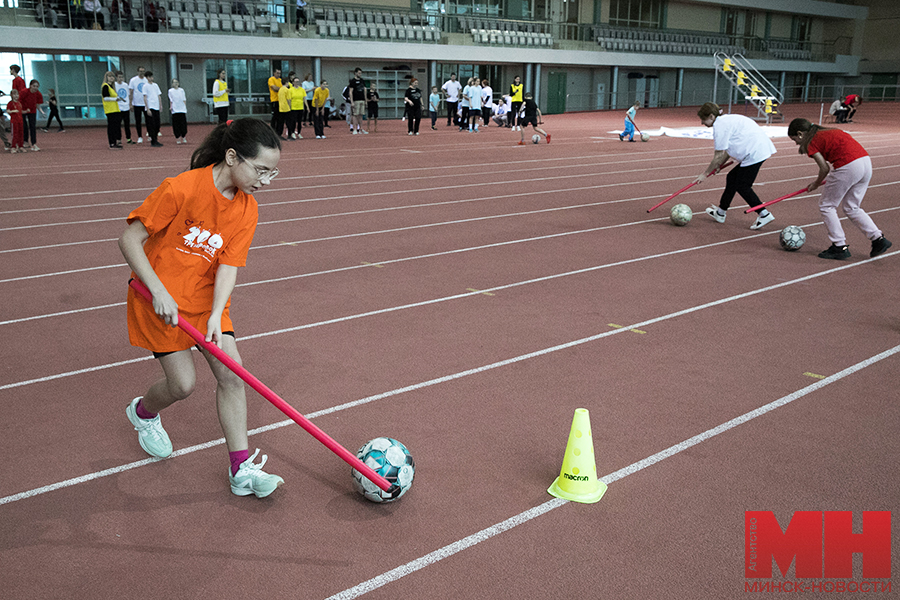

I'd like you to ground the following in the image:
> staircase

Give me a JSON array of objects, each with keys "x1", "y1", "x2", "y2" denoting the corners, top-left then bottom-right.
[{"x1": 714, "y1": 52, "x2": 784, "y2": 123}]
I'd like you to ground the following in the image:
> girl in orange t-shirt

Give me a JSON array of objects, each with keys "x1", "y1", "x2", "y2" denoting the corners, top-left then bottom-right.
[{"x1": 118, "y1": 118, "x2": 285, "y2": 498}]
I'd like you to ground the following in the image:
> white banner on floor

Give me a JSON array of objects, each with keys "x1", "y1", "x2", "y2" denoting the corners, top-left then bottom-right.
[{"x1": 608, "y1": 125, "x2": 789, "y2": 140}]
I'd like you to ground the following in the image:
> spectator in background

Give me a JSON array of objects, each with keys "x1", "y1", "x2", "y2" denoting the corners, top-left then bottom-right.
[
  {"x1": 211, "y1": 69, "x2": 230, "y2": 124},
  {"x1": 6, "y1": 89, "x2": 24, "y2": 153},
  {"x1": 277, "y1": 77, "x2": 293, "y2": 140},
  {"x1": 491, "y1": 100, "x2": 508, "y2": 127},
  {"x1": 301, "y1": 73, "x2": 315, "y2": 124},
  {"x1": 441, "y1": 73, "x2": 461, "y2": 127},
  {"x1": 142, "y1": 70, "x2": 163, "y2": 147},
  {"x1": 115, "y1": 70, "x2": 134, "y2": 144},
  {"x1": 837, "y1": 94, "x2": 862, "y2": 123},
  {"x1": 42, "y1": 88, "x2": 65, "y2": 132},
  {"x1": 102, "y1": 70, "x2": 123, "y2": 149},
  {"x1": 428, "y1": 85, "x2": 440, "y2": 130},
  {"x1": 480, "y1": 78, "x2": 493, "y2": 127},
  {"x1": 129, "y1": 66, "x2": 147, "y2": 143},
  {"x1": 111, "y1": 0, "x2": 135, "y2": 31},
  {"x1": 10, "y1": 65, "x2": 26, "y2": 95},
  {"x1": 168, "y1": 78, "x2": 187, "y2": 144},
  {"x1": 268, "y1": 67, "x2": 282, "y2": 132},
  {"x1": 311, "y1": 79, "x2": 329, "y2": 139},
  {"x1": 295, "y1": 0, "x2": 307, "y2": 32},
  {"x1": 19, "y1": 79, "x2": 44, "y2": 151},
  {"x1": 288, "y1": 75, "x2": 307, "y2": 139},
  {"x1": 36, "y1": 0, "x2": 59, "y2": 27},
  {"x1": 366, "y1": 83, "x2": 380, "y2": 133},
  {"x1": 83, "y1": 0, "x2": 111, "y2": 29},
  {"x1": 0, "y1": 88, "x2": 10, "y2": 151}
]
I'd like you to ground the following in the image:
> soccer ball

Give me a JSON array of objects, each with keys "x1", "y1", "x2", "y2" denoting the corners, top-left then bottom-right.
[
  {"x1": 641, "y1": 132, "x2": 650, "y2": 142},
  {"x1": 351, "y1": 437, "x2": 415, "y2": 503},
  {"x1": 779, "y1": 225, "x2": 806, "y2": 251},
  {"x1": 670, "y1": 203, "x2": 693, "y2": 226},
  {"x1": 532, "y1": 134, "x2": 541, "y2": 144}
]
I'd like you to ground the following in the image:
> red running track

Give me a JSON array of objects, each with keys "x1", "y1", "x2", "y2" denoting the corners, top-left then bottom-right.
[{"x1": 1, "y1": 104, "x2": 899, "y2": 599}]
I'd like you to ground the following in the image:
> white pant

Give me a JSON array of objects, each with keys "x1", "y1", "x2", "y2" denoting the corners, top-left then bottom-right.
[{"x1": 819, "y1": 155, "x2": 881, "y2": 245}]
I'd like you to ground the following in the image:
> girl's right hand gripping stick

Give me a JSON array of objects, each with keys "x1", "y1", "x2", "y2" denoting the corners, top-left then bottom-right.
[{"x1": 647, "y1": 160, "x2": 734, "y2": 213}]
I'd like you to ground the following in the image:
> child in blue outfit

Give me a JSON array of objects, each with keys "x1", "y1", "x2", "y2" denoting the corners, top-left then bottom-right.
[
  {"x1": 619, "y1": 101, "x2": 640, "y2": 142},
  {"x1": 429, "y1": 86, "x2": 440, "y2": 130}
]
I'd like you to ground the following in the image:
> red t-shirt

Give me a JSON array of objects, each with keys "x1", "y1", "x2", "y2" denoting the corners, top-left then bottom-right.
[
  {"x1": 18, "y1": 89, "x2": 43, "y2": 113},
  {"x1": 6, "y1": 100, "x2": 23, "y2": 122},
  {"x1": 806, "y1": 129, "x2": 868, "y2": 169},
  {"x1": 844, "y1": 94, "x2": 860, "y2": 106},
  {"x1": 12, "y1": 76, "x2": 26, "y2": 94},
  {"x1": 125, "y1": 165, "x2": 259, "y2": 352}
]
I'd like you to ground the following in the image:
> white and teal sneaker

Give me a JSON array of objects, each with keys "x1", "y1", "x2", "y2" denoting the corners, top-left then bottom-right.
[
  {"x1": 229, "y1": 449, "x2": 284, "y2": 498},
  {"x1": 126, "y1": 397, "x2": 173, "y2": 458}
]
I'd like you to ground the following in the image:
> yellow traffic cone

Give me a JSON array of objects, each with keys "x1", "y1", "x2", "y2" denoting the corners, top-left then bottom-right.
[{"x1": 547, "y1": 408, "x2": 607, "y2": 503}]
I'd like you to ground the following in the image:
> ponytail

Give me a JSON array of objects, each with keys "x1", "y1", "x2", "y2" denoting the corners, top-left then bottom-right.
[
  {"x1": 190, "y1": 118, "x2": 281, "y2": 170},
  {"x1": 787, "y1": 118, "x2": 831, "y2": 155}
]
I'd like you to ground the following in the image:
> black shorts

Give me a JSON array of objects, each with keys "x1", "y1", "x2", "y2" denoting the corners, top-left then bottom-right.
[
  {"x1": 153, "y1": 331, "x2": 235, "y2": 359},
  {"x1": 367, "y1": 103, "x2": 378, "y2": 119},
  {"x1": 520, "y1": 115, "x2": 537, "y2": 127}
]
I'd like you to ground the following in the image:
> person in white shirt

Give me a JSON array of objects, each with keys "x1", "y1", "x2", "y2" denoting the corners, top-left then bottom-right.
[
  {"x1": 492, "y1": 100, "x2": 508, "y2": 127},
  {"x1": 441, "y1": 73, "x2": 462, "y2": 127},
  {"x1": 128, "y1": 66, "x2": 147, "y2": 143},
  {"x1": 142, "y1": 71, "x2": 163, "y2": 147},
  {"x1": 114, "y1": 70, "x2": 134, "y2": 144},
  {"x1": 168, "y1": 78, "x2": 187, "y2": 144},
  {"x1": 466, "y1": 78, "x2": 483, "y2": 132},
  {"x1": 694, "y1": 102, "x2": 777, "y2": 230},
  {"x1": 83, "y1": 0, "x2": 111, "y2": 29},
  {"x1": 480, "y1": 79, "x2": 493, "y2": 127}
]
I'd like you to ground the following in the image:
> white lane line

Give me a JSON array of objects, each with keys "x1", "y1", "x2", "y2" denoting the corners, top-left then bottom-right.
[
  {"x1": 324, "y1": 343, "x2": 900, "y2": 600},
  {"x1": 0, "y1": 254, "x2": 893, "y2": 504}
]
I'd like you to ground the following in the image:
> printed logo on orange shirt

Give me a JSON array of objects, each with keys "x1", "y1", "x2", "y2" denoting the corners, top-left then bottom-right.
[{"x1": 182, "y1": 226, "x2": 224, "y2": 261}]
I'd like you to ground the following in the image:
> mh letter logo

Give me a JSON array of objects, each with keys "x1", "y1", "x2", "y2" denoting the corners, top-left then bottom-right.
[{"x1": 745, "y1": 511, "x2": 891, "y2": 579}]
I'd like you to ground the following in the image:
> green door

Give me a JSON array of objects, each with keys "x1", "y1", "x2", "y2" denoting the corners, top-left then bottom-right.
[{"x1": 546, "y1": 71, "x2": 567, "y2": 114}]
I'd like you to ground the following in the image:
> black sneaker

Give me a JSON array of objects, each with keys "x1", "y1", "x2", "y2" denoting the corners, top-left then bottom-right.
[
  {"x1": 870, "y1": 236, "x2": 892, "y2": 258},
  {"x1": 818, "y1": 244, "x2": 851, "y2": 260},
  {"x1": 150, "y1": 141, "x2": 164, "y2": 147}
]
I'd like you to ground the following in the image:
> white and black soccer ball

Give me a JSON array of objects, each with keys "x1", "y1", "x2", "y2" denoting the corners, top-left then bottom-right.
[
  {"x1": 641, "y1": 132, "x2": 650, "y2": 142},
  {"x1": 779, "y1": 225, "x2": 806, "y2": 251},
  {"x1": 532, "y1": 134, "x2": 541, "y2": 144},
  {"x1": 351, "y1": 437, "x2": 415, "y2": 503},
  {"x1": 670, "y1": 203, "x2": 693, "y2": 226}
]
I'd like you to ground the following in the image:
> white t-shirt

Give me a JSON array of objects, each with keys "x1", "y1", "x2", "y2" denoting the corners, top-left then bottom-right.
[
  {"x1": 168, "y1": 87, "x2": 187, "y2": 114},
  {"x1": 460, "y1": 85, "x2": 470, "y2": 108},
  {"x1": 713, "y1": 114, "x2": 776, "y2": 167},
  {"x1": 143, "y1": 82, "x2": 162, "y2": 111},
  {"x1": 442, "y1": 79, "x2": 461, "y2": 102},
  {"x1": 115, "y1": 81, "x2": 130, "y2": 111},
  {"x1": 481, "y1": 85, "x2": 493, "y2": 109},
  {"x1": 467, "y1": 85, "x2": 482, "y2": 110},
  {"x1": 129, "y1": 75, "x2": 147, "y2": 107}
]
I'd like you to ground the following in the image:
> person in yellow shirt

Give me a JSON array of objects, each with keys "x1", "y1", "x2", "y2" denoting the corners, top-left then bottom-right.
[
  {"x1": 268, "y1": 67, "x2": 282, "y2": 131},
  {"x1": 211, "y1": 69, "x2": 230, "y2": 124},
  {"x1": 277, "y1": 79, "x2": 292, "y2": 140},
  {"x1": 287, "y1": 75, "x2": 308, "y2": 139},
  {"x1": 311, "y1": 80, "x2": 329, "y2": 139},
  {"x1": 102, "y1": 70, "x2": 123, "y2": 149},
  {"x1": 509, "y1": 75, "x2": 523, "y2": 130}
]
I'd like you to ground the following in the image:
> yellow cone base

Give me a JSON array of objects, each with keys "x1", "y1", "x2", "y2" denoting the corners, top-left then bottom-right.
[
  {"x1": 548, "y1": 476, "x2": 607, "y2": 504},
  {"x1": 547, "y1": 408, "x2": 606, "y2": 504}
]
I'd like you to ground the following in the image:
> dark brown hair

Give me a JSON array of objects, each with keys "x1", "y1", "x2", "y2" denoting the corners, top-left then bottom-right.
[
  {"x1": 787, "y1": 118, "x2": 832, "y2": 155},
  {"x1": 190, "y1": 118, "x2": 281, "y2": 170},
  {"x1": 697, "y1": 102, "x2": 720, "y2": 120}
]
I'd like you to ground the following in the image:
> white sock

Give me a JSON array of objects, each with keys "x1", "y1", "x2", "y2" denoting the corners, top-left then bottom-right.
[{"x1": 759, "y1": 210, "x2": 770, "y2": 218}]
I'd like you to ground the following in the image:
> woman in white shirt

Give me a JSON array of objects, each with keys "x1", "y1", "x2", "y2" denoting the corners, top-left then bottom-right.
[{"x1": 168, "y1": 78, "x2": 187, "y2": 144}]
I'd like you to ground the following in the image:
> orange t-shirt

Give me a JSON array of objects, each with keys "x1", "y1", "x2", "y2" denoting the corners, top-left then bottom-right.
[{"x1": 126, "y1": 165, "x2": 259, "y2": 352}]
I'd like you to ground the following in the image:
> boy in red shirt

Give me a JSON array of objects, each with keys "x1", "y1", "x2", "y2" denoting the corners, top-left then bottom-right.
[
  {"x1": 18, "y1": 79, "x2": 43, "y2": 151},
  {"x1": 787, "y1": 118, "x2": 891, "y2": 259},
  {"x1": 6, "y1": 88, "x2": 24, "y2": 153}
]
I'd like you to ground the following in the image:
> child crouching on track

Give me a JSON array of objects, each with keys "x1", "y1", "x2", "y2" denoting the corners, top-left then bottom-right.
[
  {"x1": 619, "y1": 101, "x2": 640, "y2": 142},
  {"x1": 787, "y1": 118, "x2": 891, "y2": 259},
  {"x1": 118, "y1": 118, "x2": 285, "y2": 498},
  {"x1": 517, "y1": 92, "x2": 550, "y2": 144}
]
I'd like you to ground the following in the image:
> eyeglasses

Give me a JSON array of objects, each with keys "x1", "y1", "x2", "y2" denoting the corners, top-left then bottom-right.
[{"x1": 237, "y1": 154, "x2": 279, "y2": 182}]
